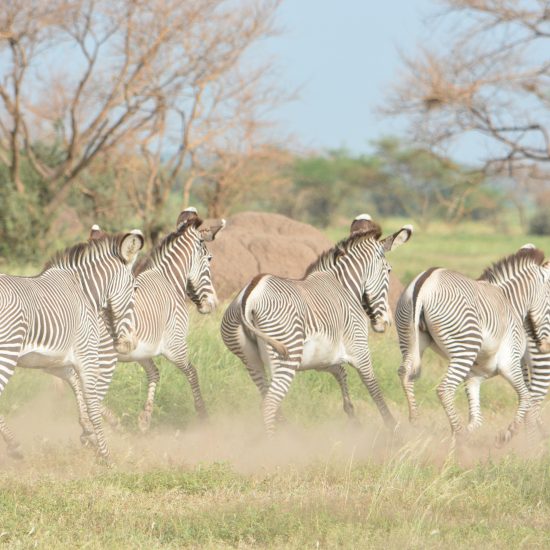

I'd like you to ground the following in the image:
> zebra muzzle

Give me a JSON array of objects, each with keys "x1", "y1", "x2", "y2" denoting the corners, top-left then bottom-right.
[
  {"x1": 538, "y1": 339, "x2": 550, "y2": 354},
  {"x1": 114, "y1": 335, "x2": 138, "y2": 354},
  {"x1": 198, "y1": 296, "x2": 218, "y2": 314},
  {"x1": 372, "y1": 320, "x2": 388, "y2": 333}
]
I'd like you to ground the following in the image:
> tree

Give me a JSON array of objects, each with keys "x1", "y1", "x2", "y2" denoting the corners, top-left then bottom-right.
[
  {"x1": 197, "y1": 145, "x2": 292, "y2": 219},
  {"x1": 371, "y1": 138, "x2": 493, "y2": 229},
  {"x1": 0, "y1": 0, "x2": 283, "y2": 245},
  {"x1": 386, "y1": 1, "x2": 550, "y2": 170}
]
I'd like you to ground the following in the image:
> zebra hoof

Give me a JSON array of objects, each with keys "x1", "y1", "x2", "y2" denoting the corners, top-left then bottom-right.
[
  {"x1": 197, "y1": 409, "x2": 209, "y2": 422},
  {"x1": 80, "y1": 432, "x2": 98, "y2": 448},
  {"x1": 137, "y1": 411, "x2": 152, "y2": 433},
  {"x1": 495, "y1": 430, "x2": 511, "y2": 449},
  {"x1": 96, "y1": 454, "x2": 113, "y2": 468},
  {"x1": 7, "y1": 445, "x2": 23, "y2": 460}
]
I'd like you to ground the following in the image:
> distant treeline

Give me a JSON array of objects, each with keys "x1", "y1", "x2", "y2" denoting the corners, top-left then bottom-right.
[{"x1": 0, "y1": 136, "x2": 548, "y2": 262}]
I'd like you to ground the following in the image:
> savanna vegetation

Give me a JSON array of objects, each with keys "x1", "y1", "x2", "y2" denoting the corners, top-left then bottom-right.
[
  {"x1": 1, "y1": 0, "x2": 550, "y2": 548},
  {"x1": 1, "y1": 225, "x2": 549, "y2": 549}
]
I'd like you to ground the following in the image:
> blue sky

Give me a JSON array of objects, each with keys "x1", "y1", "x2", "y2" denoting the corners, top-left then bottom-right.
[{"x1": 260, "y1": 0, "x2": 441, "y2": 154}]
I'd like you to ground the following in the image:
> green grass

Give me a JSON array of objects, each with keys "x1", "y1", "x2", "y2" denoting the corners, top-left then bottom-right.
[
  {"x1": 0, "y1": 219, "x2": 549, "y2": 548},
  {"x1": 327, "y1": 217, "x2": 550, "y2": 285}
]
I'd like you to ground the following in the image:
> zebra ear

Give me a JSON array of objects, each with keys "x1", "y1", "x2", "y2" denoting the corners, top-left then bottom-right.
[
  {"x1": 542, "y1": 260, "x2": 550, "y2": 282},
  {"x1": 176, "y1": 207, "x2": 200, "y2": 232},
  {"x1": 89, "y1": 224, "x2": 103, "y2": 240},
  {"x1": 200, "y1": 219, "x2": 226, "y2": 242},
  {"x1": 120, "y1": 231, "x2": 145, "y2": 264},
  {"x1": 381, "y1": 224, "x2": 413, "y2": 252}
]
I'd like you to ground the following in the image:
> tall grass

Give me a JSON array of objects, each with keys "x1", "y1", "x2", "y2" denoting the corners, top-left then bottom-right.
[{"x1": 0, "y1": 221, "x2": 549, "y2": 548}]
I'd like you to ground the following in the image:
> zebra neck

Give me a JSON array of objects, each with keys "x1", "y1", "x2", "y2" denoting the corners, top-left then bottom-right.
[
  {"x1": 151, "y1": 244, "x2": 191, "y2": 297},
  {"x1": 332, "y1": 255, "x2": 364, "y2": 303},
  {"x1": 495, "y1": 277, "x2": 533, "y2": 321},
  {"x1": 72, "y1": 266, "x2": 109, "y2": 314}
]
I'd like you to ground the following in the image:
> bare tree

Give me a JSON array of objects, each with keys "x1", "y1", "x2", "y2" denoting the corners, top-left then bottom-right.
[
  {"x1": 0, "y1": 0, "x2": 283, "y2": 238},
  {"x1": 385, "y1": 0, "x2": 550, "y2": 170},
  {"x1": 198, "y1": 143, "x2": 292, "y2": 218}
]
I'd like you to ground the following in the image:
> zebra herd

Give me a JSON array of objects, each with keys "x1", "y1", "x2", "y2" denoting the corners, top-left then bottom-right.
[{"x1": 0, "y1": 208, "x2": 549, "y2": 462}]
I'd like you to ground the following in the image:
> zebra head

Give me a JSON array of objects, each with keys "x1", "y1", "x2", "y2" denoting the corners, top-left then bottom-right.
[
  {"x1": 335, "y1": 219, "x2": 412, "y2": 333},
  {"x1": 365, "y1": 225, "x2": 413, "y2": 332},
  {"x1": 522, "y1": 251, "x2": 550, "y2": 353},
  {"x1": 185, "y1": 219, "x2": 225, "y2": 314},
  {"x1": 103, "y1": 231, "x2": 144, "y2": 354},
  {"x1": 52, "y1": 230, "x2": 144, "y2": 353},
  {"x1": 174, "y1": 209, "x2": 225, "y2": 314},
  {"x1": 480, "y1": 245, "x2": 550, "y2": 353}
]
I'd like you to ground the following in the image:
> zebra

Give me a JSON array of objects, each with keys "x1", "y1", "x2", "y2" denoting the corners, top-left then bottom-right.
[
  {"x1": 396, "y1": 246, "x2": 550, "y2": 443},
  {"x1": 522, "y1": 338, "x2": 550, "y2": 438},
  {"x1": 221, "y1": 217, "x2": 413, "y2": 434},
  {"x1": 0, "y1": 231, "x2": 144, "y2": 459},
  {"x1": 457, "y1": 245, "x2": 550, "y2": 439},
  {"x1": 58, "y1": 209, "x2": 224, "y2": 435}
]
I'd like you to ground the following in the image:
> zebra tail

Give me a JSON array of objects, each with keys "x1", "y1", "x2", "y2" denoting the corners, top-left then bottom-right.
[
  {"x1": 240, "y1": 286, "x2": 290, "y2": 360},
  {"x1": 408, "y1": 300, "x2": 423, "y2": 380}
]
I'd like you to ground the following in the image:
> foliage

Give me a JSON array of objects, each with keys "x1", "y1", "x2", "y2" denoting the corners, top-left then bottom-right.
[
  {"x1": 1, "y1": 228, "x2": 549, "y2": 547},
  {"x1": 529, "y1": 209, "x2": 550, "y2": 236},
  {"x1": 277, "y1": 140, "x2": 503, "y2": 229},
  {"x1": 386, "y1": 0, "x2": 550, "y2": 170},
  {"x1": 370, "y1": 138, "x2": 500, "y2": 229}
]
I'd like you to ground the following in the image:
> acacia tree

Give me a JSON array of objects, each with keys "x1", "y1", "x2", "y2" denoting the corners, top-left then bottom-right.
[
  {"x1": 0, "y1": 0, "x2": 282, "y2": 245},
  {"x1": 386, "y1": 0, "x2": 550, "y2": 170}
]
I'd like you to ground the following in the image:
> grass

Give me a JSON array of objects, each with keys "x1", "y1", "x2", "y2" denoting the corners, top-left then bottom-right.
[{"x1": 0, "y1": 219, "x2": 549, "y2": 548}]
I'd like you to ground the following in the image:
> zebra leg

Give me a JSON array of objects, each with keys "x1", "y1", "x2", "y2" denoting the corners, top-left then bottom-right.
[
  {"x1": 137, "y1": 359, "x2": 160, "y2": 432},
  {"x1": 526, "y1": 350, "x2": 550, "y2": 439},
  {"x1": 326, "y1": 364, "x2": 357, "y2": 422},
  {"x1": 261, "y1": 339, "x2": 300, "y2": 434},
  {"x1": 173, "y1": 358, "x2": 208, "y2": 421},
  {"x1": 398, "y1": 331, "x2": 430, "y2": 424},
  {"x1": 398, "y1": 354, "x2": 420, "y2": 424},
  {"x1": 437, "y1": 355, "x2": 476, "y2": 438},
  {"x1": 0, "y1": 338, "x2": 23, "y2": 458},
  {"x1": 497, "y1": 359, "x2": 535, "y2": 445},
  {"x1": 465, "y1": 374, "x2": 485, "y2": 432},
  {"x1": 353, "y1": 348, "x2": 396, "y2": 430},
  {"x1": 93, "y1": 319, "x2": 121, "y2": 430},
  {"x1": 0, "y1": 415, "x2": 23, "y2": 459},
  {"x1": 49, "y1": 367, "x2": 97, "y2": 447},
  {"x1": 75, "y1": 358, "x2": 109, "y2": 460},
  {"x1": 263, "y1": 363, "x2": 296, "y2": 435}
]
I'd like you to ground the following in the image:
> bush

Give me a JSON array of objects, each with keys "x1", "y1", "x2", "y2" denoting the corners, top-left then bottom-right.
[{"x1": 529, "y1": 209, "x2": 550, "y2": 235}]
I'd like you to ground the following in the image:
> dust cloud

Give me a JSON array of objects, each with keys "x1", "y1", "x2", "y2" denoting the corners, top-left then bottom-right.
[{"x1": 1, "y1": 388, "x2": 548, "y2": 478}]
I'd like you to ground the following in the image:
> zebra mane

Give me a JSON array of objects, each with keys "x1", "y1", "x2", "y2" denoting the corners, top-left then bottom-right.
[
  {"x1": 478, "y1": 247, "x2": 546, "y2": 283},
  {"x1": 134, "y1": 216, "x2": 203, "y2": 276},
  {"x1": 43, "y1": 234, "x2": 131, "y2": 272},
  {"x1": 305, "y1": 225, "x2": 382, "y2": 276}
]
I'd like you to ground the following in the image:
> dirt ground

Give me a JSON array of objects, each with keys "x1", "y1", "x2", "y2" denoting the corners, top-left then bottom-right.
[{"x1": 1, "y1": 387, "x2": 547, "y2": 478}]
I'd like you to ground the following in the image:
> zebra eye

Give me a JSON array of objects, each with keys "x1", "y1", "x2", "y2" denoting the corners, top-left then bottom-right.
[{"x1": 207, "y1": 255, "x2": 213, "y2": 262}]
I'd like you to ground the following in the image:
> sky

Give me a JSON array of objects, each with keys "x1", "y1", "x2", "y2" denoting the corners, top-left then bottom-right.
[{"x1": 259, "y1": 0, "x2": 446, "y2": 156}]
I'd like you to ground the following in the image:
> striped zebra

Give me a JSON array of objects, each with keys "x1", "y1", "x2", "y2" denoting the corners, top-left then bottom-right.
[
  {"x1": 0, "y1": 231, "x2": 144, "y2": 459},
  {"x1": 221, "y1": 217, "x2": 413, "y2": 434},
  {"x1": 396, "y1": 246, "x2": 550, "y2": 443},
  {"x1": 522, "y1": 338, "x2": 550, "y2": 438},
  {"x1": 58, "y1": 209, "x2": 224, "y2": 435}
]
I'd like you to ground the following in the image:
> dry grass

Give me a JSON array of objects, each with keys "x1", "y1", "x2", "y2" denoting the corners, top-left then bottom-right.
[{"x1": 1, "y1": 222, "x2": 550, "y2": 548}]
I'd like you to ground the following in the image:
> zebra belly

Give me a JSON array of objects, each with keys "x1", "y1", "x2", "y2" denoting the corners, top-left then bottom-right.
[
  {"x1": 17, "y1": 348, "x2": 75, "y2": 369},
  {"x1": 300, "y1": 337, "x2": 346, "y2": 370},
  {"x1": 119, "y1": 340, "x2": 161, "y2": 361}
]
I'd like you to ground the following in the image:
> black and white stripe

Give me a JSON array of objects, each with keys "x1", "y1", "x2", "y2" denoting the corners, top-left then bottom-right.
[
  {"x1": 65, "y1": 211, "x2": 224, "y2": 434},
  {"x1": 0, "y1": 232, "x2": 143, "y2": 459},
  {"x1": 221, "y1": 217, "x2": 412, "y2": 434},
  {"x1": 396, "y1": 246, "x2": 550, "y2": 443}
]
